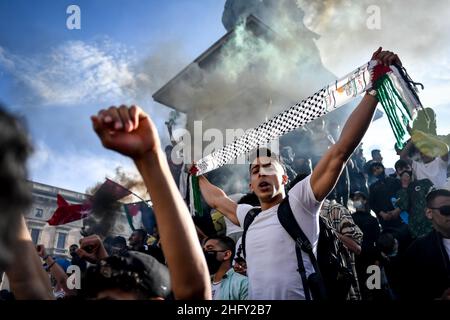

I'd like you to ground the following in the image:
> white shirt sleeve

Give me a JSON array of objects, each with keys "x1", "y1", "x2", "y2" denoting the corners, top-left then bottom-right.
[
  {"x1": 287, "y1": 174, "x2": 323, "y2": 247},
  {"x1": 236, "y1": 204, "x2": 255, "y2": 228},
  {"x1": 287, "y1": 174, "x2": 322, "y2": 217}
]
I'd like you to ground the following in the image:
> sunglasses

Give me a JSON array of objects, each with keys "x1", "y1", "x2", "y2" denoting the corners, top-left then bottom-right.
[{"x1": 429, "y1": 205, "x2": 450, "y2": 216}]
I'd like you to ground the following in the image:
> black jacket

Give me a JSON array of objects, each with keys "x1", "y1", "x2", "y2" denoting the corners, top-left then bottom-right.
[
  {"x1": 399, "y1": 230, "x2": 450, "y2": 300},
  {"x1": 369, "y1": 176, "x2": 402, "y2": 229}
]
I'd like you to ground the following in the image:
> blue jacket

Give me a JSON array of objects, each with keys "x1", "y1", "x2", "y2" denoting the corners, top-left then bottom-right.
[{"x1": 212, "y1": 268, "x2": 248, "y2": 300}]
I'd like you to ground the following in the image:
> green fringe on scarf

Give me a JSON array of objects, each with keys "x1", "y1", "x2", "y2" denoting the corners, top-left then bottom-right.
[
  {"x1": 191, "y1": 175, "x2": 203, "y2": 217},
  {"x1": 374, "y1": 75, "x2": 413, "y2": 149}
]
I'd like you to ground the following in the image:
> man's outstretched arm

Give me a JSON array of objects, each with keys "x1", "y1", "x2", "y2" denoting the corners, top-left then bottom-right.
[
  {"x1": 311, "y1": 48, "x2": 402, "y2": 201},
  {"x1": 6, "y1": 216, "x2": 54, "y2": 300},
  {"x1": 92, "y1": 105, "x2": 210, "y2": 300},
  {"x1": 198, "y1": 175, "x2": 239, "y2": 226}
]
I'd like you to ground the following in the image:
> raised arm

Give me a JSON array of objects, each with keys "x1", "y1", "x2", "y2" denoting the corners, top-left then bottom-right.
[
  {"x1": 311, "y1": 48, "x2": 401, "y2": 201},
  {"x1": 198, "y1": 175, "x2": 239, "y2": 225},
  {"x1": 399, "y1": 139, "x2": 414, "y2": 164},
  {"x1": 37, "y1": 245, "x2": 73, "y2": 296},
  {"x1": 5, "y1": 216, "x2": 54, "y2": 300},
  {"x1": 92, "y1": 105, "x2": 210, "y2": 300},
  {"x1": 412, "y1": 130, "x2": 449, "y2": 161}
]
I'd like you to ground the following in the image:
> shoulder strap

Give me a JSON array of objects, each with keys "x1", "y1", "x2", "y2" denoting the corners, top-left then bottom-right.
[
  {"x1": 277, "y1": 196, "x2": 325, "y2": 300},
  {"x1": 241, "y1": 207, "x2": 262, "y2": 259}
]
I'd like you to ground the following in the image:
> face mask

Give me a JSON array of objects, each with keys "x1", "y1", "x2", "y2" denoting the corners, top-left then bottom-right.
[
  {"x1": 353, "y1": 200, "x2": 365, "y2": 211},
  {"x1": 404, "y1": 170, "x2": 413, "y2": 178},
  {"x1": 204, "y1": 251, "x2": 222, "y2": 275},
  {"x1": 376, "y1": 172, "x2": 386, "y2": 180},
  {"x1": 388, "y1": 240, "x2": 399, "y2": 257}
]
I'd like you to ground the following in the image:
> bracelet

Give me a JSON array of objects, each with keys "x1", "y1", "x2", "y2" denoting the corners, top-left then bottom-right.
[
  {"x1": 46, "y1": 261, "x2": 56, "y2": 271},
  {"x1": 366, "y1": 88, "x2": 378, "y2": 98}
]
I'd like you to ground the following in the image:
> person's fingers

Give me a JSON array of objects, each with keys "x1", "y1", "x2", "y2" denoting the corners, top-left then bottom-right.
[
  {"x1": 76, "y1": 248, "x2": 95, "y2": 262},
  {"x1": 97, "y1": 107, "x2": 114, "y2": 125},
  {"x1": 94, "y1": 107, "x2": 117, "y2": 135},
  {"x1": 129, "y1": 105, "x2": 147, "y2": 130},
  {"x1": 371, "y1": 47, "x2": 382, "y2": 60},
  {"x1": 376, "y1": 50, "x2": 402, "y2": 67},
  {"x1": 76, "y1": 248, "x2": 88, "y2": 258},
  {"x1": 80, "y1": 237, "x2": 100, "y2": 250},
  {"x1": 80, "y1": 237, "x2": 99, "y2": 246},
  {"x1": 118, "y1": 105, "x2": 133, "y2": 132},
  {"x1": 384, "y1": 51, "x2": 396, "y2": 66},
  {"x1": 389, "y1": 53, "x2": 402, "y2": 66},
  {"x1": 91, "y1": 116, "x2": 104, "y2": 137},
  {"x1": 376, "y1": 51, "x2": 390, "y2": 66},
  {"x1": 129, "y1": 105, "x2": 139, "y2": 130},
  {"x1": 106, "y1": 106, "x2": 123, "y2": 130}
]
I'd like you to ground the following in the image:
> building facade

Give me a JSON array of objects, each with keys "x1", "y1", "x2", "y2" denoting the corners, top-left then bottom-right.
[{"x1": 25, "y1": 181, "x2": 133, "y2": 259}]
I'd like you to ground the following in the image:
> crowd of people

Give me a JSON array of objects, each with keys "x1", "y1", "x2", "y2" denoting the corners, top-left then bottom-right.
[{"x1": 0, "y1": 48, "x2": 449, "y2": 301}]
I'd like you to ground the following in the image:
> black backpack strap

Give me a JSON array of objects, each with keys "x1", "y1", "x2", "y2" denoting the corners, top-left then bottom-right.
[
  {"x1": 241, "y1": 207, "x2": 262, "y2": 259},
  {"x1": 277, "y1": 196, "x2": 324, "y2": 300}
]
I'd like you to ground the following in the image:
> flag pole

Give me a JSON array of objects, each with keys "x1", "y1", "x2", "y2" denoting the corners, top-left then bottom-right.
[{"x1": 106, "y1": 178, "x2": 150, "y2": 205}]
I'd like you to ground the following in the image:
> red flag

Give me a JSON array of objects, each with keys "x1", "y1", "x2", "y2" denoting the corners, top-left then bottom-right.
[
  {"x1": 94, "y1": 178, "x2": 132, "y2": 201},
  {"x1": 47, "y1": 195, "x2": 92, "y2": 226},
  {"x1": 47, "y1": 179, "x2": 130, "y2": 226}
]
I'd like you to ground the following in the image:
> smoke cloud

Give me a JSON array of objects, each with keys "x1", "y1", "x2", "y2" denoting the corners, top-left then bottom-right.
[{"x1": 82, "y1": 167, "x2": 148, "y2": 239}]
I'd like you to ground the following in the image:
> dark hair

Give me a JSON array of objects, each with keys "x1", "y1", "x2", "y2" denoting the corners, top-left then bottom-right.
[
  {"x1": 394, "y1": 159, "x2": 409, "y2": 171},
  {"x1": 376, "y1": 232, "x2": 396, "y2": 255},
  {"x1": 351, "y1": 191, "x2": 368, "y2": 200},
  {"x1": 112, "y1": 236, "x2": 127, "y2": 248},
  {"x1": 164, "y1": 145, "x2": 173, "y2": 153},
  {"x1": 238, "y1": 193, "x2": 260, "y2": 206},
  {"x1": 134, "y1": 229, "x2": 148, "y2": 243},
  {"x1": 0, "y1": 104, "x2": 33, "y2": 270},
  {"x1": 248, "y1": 148, "x2": 285, "y2": 173},
  {"x1": 82, "y1": 251, "x2": 171, "y2": 299},
  {"x1": 371, "y1": 149, "x2": 381, "y2": 157},
  {"x1": 369, "y1": 161, "x2": 384, "y2": 173},
  {"x1": 288, "y1": 173, "x2": 309, "y2": 189},
  {"x1": 204, "y1": 236, "x2": 236, "y2": 262},
  {"x1": 426, "y1": 189, "x2": 450, "y2": 208}
]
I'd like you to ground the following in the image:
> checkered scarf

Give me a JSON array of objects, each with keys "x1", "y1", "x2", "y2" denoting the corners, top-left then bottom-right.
[{"x1": 192, "y1": 61, "x2": 423, "y2": 176}]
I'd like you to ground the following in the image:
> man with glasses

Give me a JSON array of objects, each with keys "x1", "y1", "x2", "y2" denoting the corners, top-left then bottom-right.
[{"x1": 399, "y1": 189, "x2": 450, "y2": 300}]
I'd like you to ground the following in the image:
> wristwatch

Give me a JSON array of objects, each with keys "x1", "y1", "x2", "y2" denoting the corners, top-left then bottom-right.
[{"x1": 367, "y1": 89, "x2": 378, "y2": 98}]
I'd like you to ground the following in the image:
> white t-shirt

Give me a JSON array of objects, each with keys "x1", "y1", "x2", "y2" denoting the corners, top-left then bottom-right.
[
  {"x1": 236, "y1": 174, "x2": 322, "y2": 300},
  {"x1": 225, "y1": 216, "x2": 243, "y2": 236},
  {"x1": 443, "y1": 238, "x2": 450, "y2": 261},
  {"x1": 211, "y1": 280, "x2": 222, "y2": 300},
  {"x1": 412, "y1": 157, "x2": 448, "y2": 188}
]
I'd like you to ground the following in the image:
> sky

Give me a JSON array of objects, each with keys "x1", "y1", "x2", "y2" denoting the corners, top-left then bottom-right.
[{"x1": 1, "y1": 0, "x2": 449, "y2": 193}]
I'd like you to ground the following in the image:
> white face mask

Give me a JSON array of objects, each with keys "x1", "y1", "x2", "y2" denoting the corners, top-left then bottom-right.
[{"x1": 353, "y1": 200, "x2": 365, "y2": 210}]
